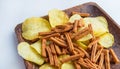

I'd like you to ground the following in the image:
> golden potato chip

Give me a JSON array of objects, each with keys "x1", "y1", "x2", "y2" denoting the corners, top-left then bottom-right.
[
  {"x1": 84, "y1": 17, "x2": 109, "y2": 37},
  {"x1": 96, "y1": 16, "x2": 108, "y2": 28},
  {"x1": 39, "y1": 63, "x2": 57, "y2": 69},
  {"x1": 77, "y1": 34, "x2": 93, "y2": 41},
  {"x1": 76, "y1": 41, "x2": 87, "y2": 50},
  {"x1": 22, "y1": 17, "x2": 51, "y2": 40},
  {"x1": 48, "y1": 9, "x2": 69, "y2": 27},
  {"x1": 96, "y1": 17, "x2": 108, "y2": 30},
  {"x1": 18, "y1": 42, "x2": 45, "y2": 65},
  {"x1": 69, "y1": 14, "x2": 82, "y2": 23},
  {"x1": 22, "y1": 30, "x2": 39, "y2": 40},
  {"x1": 61, "y1": 62, "x2": 75, "y2": 69},
  {"x1": 98, "y1": 33, "x2": 114, "y2": 48},
  {"x1": 81, "y1": 40, "x2": 90, "y2": 46},
  {"x1": 30, "y1": 40, "x2": 42, "y2": 55}
]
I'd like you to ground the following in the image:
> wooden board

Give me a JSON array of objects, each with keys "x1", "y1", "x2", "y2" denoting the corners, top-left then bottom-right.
[{"x1": 15, "y1": 2, "x2": 120, "y2": 69}]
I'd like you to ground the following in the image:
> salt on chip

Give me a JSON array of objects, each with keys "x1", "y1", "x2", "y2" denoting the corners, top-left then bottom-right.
[
  {"x1": 48, "y1": 9, "x2": 69, "y2": 27},
  {"x1": 22, "y1": 17, "x2": 51, "y2": 40}
]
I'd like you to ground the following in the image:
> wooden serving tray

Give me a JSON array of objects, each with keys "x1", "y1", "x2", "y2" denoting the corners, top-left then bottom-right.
[{"x1": 15, "y1": 2, "x2": 120, "y2": 69}]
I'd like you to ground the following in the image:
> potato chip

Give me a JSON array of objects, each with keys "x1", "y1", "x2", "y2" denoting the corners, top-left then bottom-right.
[
  {"x1": 22, "y1": 17, "x2": 51, "y2": 40},
  {"x1": 39, "y1": 63, "x2": 57, "y2": 69},
  {"x1": 48, "y1": 9, "x2": 69, "y2": 27},
  {"x1": 96, "y1": 16, "x2": 108, "y2": 32},
  {"x1": 18, "y1": 42, "x2": 44, "y2": 65},
  {"x1": 22, "y1": 30, "x2": 39, "y2": 40},
  {"x1": 76, "y1": 41, "x2": 87, "y2": 50},
  {"x1": 30, "y1": 40, "x2": 42, "y2": 55},
  {"x1": 98, "y1": 33, "x2": 114, "y2": 48},
  {"x1": 77, "y1": 34, "x2": 93, "y2": 41},
  {"x1": 61, "y1": 62, "x2": 75, "y2": 69},
  {"x1": 81, "y1": 40, "x2": 90, "y2": 46},
  {"x1": 84, "y1": 17, "x2": 109, "y2": 37},
  {"x1": 69, "y1": 14, "x2": 82, "y2": 23},
  {"x1": 96, "y1": 16, "x2": 108, "y2": 28}
]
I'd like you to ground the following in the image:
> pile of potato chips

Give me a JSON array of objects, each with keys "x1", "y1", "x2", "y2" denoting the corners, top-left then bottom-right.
[{"x1": 18, "y1": 9, "x2": 114, "y2": 69}]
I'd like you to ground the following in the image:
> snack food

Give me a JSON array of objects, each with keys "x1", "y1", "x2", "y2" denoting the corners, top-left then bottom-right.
[{"x1": 15, "y1": 2, "x2": 120, "y2": 69}]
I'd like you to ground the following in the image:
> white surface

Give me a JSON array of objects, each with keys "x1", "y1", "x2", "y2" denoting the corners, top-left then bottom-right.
[{"x1": 0, "y1": 0, "x2": 120, "y2": 69}]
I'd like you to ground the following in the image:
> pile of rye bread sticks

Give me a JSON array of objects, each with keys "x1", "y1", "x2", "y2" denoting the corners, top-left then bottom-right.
[{"x1": 38, "y1": 12, "x2": 120, "y2": 69}]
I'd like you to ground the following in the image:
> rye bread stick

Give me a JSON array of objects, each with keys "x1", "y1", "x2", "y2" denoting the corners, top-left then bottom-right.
[
  {"x1": 50, "y1": 37, "x2": 67, "y2": 47},
  {"x1": 53, "y1": 55, "x2": 59, "y2": 67},
  {"x1": 74, "y1": 30, "x2": 90, "y2": 40},
  {"x1": 46, "y1": 46, "x2": 54, "y2": 65},
  {"x1": 42, "y1": 33, "x2": 60, "y2": 39},
  {"x1": 109, "y1": 48, "x2": 120, "y2": 63},
  {"x1": 74, "y1": 48, "x2": 85, "y2": 57},
  {"x1": 54, "y1": 44, "x2": 62, "y2": 55},
  {"x1": 64, "y1": 33, "x2": 74, "y2": 54},
  {"x1": 73, "y1": 20, "x2": 78, "y2": 33},
  {"x1": 88, "y1": 24, "x2": 95, "y2": 39},
  {"x1": 54, "y1": 37, "x2": 66, "y2": 44},
  {"x1": 98, "y1": 53, "x2": 104, "y2": 69},
  {"x1": 54, "y1": 24, "x2": 73, "y2": 33},
  {"x1": 91, "y1": 43, "x2": 97, "y2": 62},
  {"x1": 60, "y1": 35, "x2": 66, "y2": 40},
  {"x1": 74, "y1": 62, "x2": 81, "y2": 69},
  {"x1": 73, "y1": 43, "x2": 90, "y2": 58},
  {"x1": 84, "y1": 58, "x2": 97, "y2": 68},
  {"x1": 72, "y1": 27, "x2": 88, "y2": 39},
  {"x1": 50, "y1": 43, "x2": 56, "y2": 55},
  {"x1": 104, "y1": 50, "x2": 110, "y2": 69},
  {"x1": 78, "y1": 58, "x2": 93, "y2": 68},
  {"x1": 78, "y1": 18, "x2": 84, "y2": 27},
  {"x1": 39, "y1": 31, "x2": 55, "y2": 36},
  {"x1": 88, "y1": 38, "x2": 99, "y2": 49},
  {"x1": 61, "y1": 54, "x2": 81, "y2": 63},
  {"x1": 94, "y1": 47, "x2": 103, "y2": 63},
  {"x1": 41, "y1": 39, "x2": 47, "y2": 57},
  {"x1": 72, "y1": 11, "x2": 90, "y2": 17}
]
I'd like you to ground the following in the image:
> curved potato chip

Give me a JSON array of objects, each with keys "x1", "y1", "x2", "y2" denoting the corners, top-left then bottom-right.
[
  {"x1": 30, "y1": 40, "x2": 42, "y2": 55},
  {"x1": 98, "y1": 33, "x2": 114, "y2": 48},
  {"x1": 49, "y1": 9, "x2": 69, "y2": 27},
  {"x1": 18, "y1": 42, "x2": 44, "y2": 65},
  {"x1": 77, "y1": 34, "x2": 93, "y2": 41},
  {"x1": 96, "y1": 16, "x2": 108, "y2": 28},
  {"x1": 22, "y1": 30, "x2": 39, "y2": 40},
  {"x1": 69, "y1": 14, "x2": 82, "y2": 23},
  {"x1": 76, "y1": 41, "x2": 87, "y2": 50},
  {"x1": 96, "y1": 16, "x2": 108, "y2": 33},
  {"x1": 39, "y1": 63, "x2": 57, "y2": 69},
  {"x1": 81, "y1": 40, "x2": 90, "y2": 46},
  {"x1": 84, "y1": 17, "x2": 109, "y2": 37},
  {"x1": 61, "y1": 62, "x2": 75, "y2": 69},
  {"x1": 22, "y1": 17, "x2": 51, "y2": 40}
]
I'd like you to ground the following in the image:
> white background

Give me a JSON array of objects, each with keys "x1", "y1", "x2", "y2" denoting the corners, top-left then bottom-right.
[{"x1": 0, "y1": 0, "x2": 120, "y2": 69}]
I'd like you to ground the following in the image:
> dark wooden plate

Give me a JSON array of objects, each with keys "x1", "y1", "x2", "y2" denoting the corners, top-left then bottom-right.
[{"x1": 15, "y1": 2, "x2": 120, "y2": 69}]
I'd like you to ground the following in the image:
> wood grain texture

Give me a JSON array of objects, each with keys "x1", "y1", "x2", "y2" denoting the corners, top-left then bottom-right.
[{"x1": 15, "y1": 2, "x2": 120, "y2": 69}]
